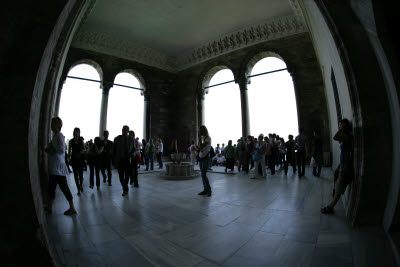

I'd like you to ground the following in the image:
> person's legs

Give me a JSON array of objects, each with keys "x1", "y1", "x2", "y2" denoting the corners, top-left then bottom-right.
[
  {"x1": 56, "y1": 175, "x2": 76, "y2": 214},
  {"x1": 199, "y1": 157, "x2": 211, "y2": 194},
  {"x1": 106, "y1": 159, "x2": 112, "y2": 185},
  {"x1": 118, "y1": 160, "x2": 128, "y2": 194},
  {"x1": 145, "y1": 154, "x2": 149, "y2": 170},
  {"x1": 159, "y1": 152, "x2": 163, "y2": 168},
  {"x1": 78, "y1": 164, "x2": 84, "y2": 191},
  {"x1": 301, "y1": 151, "x2": 306, "y2": 176},
  {"x1": 260, "y1": 156, "x2": 266, "y2": 177},
  {"x1": 95, "y1": 161, "x2": 101, "y2": 189},
  {"x1": 253, "y1": 160, "x2": 260, "y2": 178},
  {"x1": 132, "y1": 157, "x2": 138, "y2": 187},
  {"x1": 317, "y1": 155, "x2": 323, "y2": 177},
  {"x1": 296, "y1": 151, "x2": 302, "y2": 176},
  {"x1": 72, "y1": 164, "x2": 80, "y2": 192},
  {"x1": 89, "y1": 161, "x2": 95, "y2": 188},
  {"x1": 150, "y1": 153, "x2": 154, "y2": 170}
]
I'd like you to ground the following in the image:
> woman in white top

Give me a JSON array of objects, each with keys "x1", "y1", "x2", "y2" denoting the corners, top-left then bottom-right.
[
  {"x1": 198, "y1": 125, "x2": 212, "y2": 196},
  {"x1": 45, "y1": 117, "x2": 76, "y2": 215}
]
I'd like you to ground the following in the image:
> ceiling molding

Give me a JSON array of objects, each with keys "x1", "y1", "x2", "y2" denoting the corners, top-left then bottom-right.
[
  {"x1": 288, "y1": 0, "x2": 308, "y2": 28},
  {"x1": 176, "y1": 15, "x2": 307, "y2": 71},
  {"x1": 71, "y1": 14, "x2": 307, "y2": 73},
  {"x1": 71, "y1": 29, "x2": 178, "y2": 72}
]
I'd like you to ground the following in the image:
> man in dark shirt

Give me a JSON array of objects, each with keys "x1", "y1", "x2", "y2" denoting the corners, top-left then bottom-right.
[
  {"x1": 101, "y1": 130, "x2": 113, "y2": 186},
  {"x1": 295, "y1": 128, "x2": 307, "y2": 177},
  {"x1": 284, "y1": 135, "x2": 297, "y2": 175},
  {"x1": 245, "y1": 135, "x2": 254, "y2": 173}
]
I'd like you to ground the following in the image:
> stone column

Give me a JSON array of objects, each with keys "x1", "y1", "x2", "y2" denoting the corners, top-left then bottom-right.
[
  {"x1": 199, "y1": 92, "x2": 205, "y2": 126},
  {"x1": 237, "y1": 78, "x2": 250, "y2": 137},
  {"x1": 99, "y1": 83, "x2": 111, "y2": 136},
  {"x1": 143, "y1": 90, "x2": 151, "y2": 140}
]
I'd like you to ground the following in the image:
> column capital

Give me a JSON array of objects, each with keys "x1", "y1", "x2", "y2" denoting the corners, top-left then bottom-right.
[
  {"x1": 236, "y1": 77, "x2": 250, "y2": 90},
  {"x1": 142, "y1": 89, "x2": 151, "y2": 101},
  {"x1": 101, "y1": 82, "x2": 112, "y2": 95}
]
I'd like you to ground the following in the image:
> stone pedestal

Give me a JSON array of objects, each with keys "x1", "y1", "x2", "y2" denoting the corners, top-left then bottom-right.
[{"x1": 160, "y1": 153, "x2": 199, "y2": 180}]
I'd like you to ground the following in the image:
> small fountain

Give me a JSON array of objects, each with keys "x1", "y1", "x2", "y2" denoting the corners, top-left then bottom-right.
[{"x1": 160, "y1": 153, "x2": 199, "y2": 180}]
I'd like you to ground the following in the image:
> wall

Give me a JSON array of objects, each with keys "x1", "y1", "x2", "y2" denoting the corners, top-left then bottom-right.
[{"x1": 174, "y1": 33, "x2": 331, "y2": 157}]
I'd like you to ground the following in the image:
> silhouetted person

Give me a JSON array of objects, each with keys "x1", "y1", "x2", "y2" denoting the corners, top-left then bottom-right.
[
  {"x1": 321, "y1": 119, "x2": 353, "y2": 214},
  {"x1": 101, "y1": 130, "x2": 113, "y2": 186},
  {"x1": 284, "y1": 134, "x2": 297, "y2": 175},
  {"x1": 129, "y1": 130, "x2": 139, "y2": 187},
  {"x1": 198, "y1": 125, "x2": 212, "y2": 196},
  {"x1": 68, "y1": 127, "x2": 85, "y2": 195},
  {"x1": 45, "y1": 117, "x2": 76, "y2": 215},
  {"x1": 88, "y1": 137, "x2": 104, "y2": 191},
  {"x1": 113, "y1": 125, "x2": 136, "y2": 196},
  {"x1": 295, "y1": 128, "x2": 307, "y2": 177}
]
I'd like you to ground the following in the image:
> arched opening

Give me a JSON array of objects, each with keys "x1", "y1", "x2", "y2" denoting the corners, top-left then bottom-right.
[
  {"x1": 247, "y1": 56, "x2": 298, "y2": 139},
  {"x1": 203, "y1": 68, "x2": 241, "y2": 146},
  {"x1": 58, "y1": 63, "x2": 102, "y2": 143},
  {"x1": 107, "y1": 72, "x2": 145, "y2": 140}
]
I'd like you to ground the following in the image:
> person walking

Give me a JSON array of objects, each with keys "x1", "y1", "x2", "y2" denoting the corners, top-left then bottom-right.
[
  {"x1": 198, "y1": 125, "x2": 212, "y2": 196},
  {"x1": 45, "y1": 117, "x2": 76, "y2": 215},
  {"x1": 101, "y1": 130, "x2": 113, "y2": 186},
  {"x1": 113, "y1": 125, "x2": 136, "y2": 196},
  {"x1": 68, "y1": 127, "x2": 85, "y2": 195},
  {"x1": 87, "y1": 137, "x2": 104, "y2": 191}
]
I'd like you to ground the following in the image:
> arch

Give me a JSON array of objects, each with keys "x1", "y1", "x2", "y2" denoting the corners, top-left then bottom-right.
[
  {"x1": 66, "y1": 59, "x2": 104, "y2": 84},
  {"x1": 118, "y1": 69, "x2": 146, "y2": 90},
  {"x1": 200, "y1": 65, "x2": 232, "y2": 94},
  {"x1": 242, "y1": 51, "x2": 293, "y2": 79}
]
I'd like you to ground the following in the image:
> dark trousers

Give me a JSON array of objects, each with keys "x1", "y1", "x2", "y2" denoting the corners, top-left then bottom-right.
[
  {"x1": 225, "y1": 158, "x2": 235, "y2": 171},
  {"x1": 266, "y1": 154, "x2": 275, "y2": 174},
  {"x1": 200, "y1": 156, "x2": 211, "y2": 191},
  {"x1": 297, "y1": 150, "x2": 306, "y2": 176},
  {"x1": 71, "y1": 161, "x2": 83, "y2": 191},
  {"x1": 244, "y1": 152, "x2": 251, "y2": 172},
  {"x1": 89, "y1": 160, "x2": 101, "y2": 187},
  {"x1": 158, "y1": 152, "x2": 163, "y2": 168},
  {"x1": 312, "y1": 154, "x2": 323, "y2": 177},
  {"x1": 284, "y1": 155, "x2": 297, "y2": 174},
  {"x1": 101, "y1": 158, "x2": 112, "y2": 184},
  {"x1": 118, "y1": 158, "x2": 130, "y2": 192},
  {"x1": 279, "y1": 153, "x2": 286, "y2": 167},
  {"x1": 48, "y1": 175, "x2": 73, "y2": 201},
  {"x1": 146, "y1": 153, "x2": 154, "y2": 170},
  {"x1": 130, "y1": 157, "x2": 138, "y2": 186}
]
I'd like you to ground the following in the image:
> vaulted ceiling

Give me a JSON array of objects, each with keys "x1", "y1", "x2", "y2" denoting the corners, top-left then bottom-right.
[{"x1": 72, "y1": 0, "x2": 307, "y2": 72}]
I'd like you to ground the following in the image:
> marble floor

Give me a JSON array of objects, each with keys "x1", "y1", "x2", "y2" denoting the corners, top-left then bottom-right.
[{"x1": 47, "y1": 163, "x2": 396, "y2": 267}]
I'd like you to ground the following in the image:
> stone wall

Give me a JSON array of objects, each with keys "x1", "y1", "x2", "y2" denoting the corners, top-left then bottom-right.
[{"x1": 174, "y1": 33, "x2": 331, "y2": 158}]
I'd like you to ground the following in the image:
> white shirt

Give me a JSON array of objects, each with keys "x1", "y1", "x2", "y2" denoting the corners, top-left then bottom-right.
[
  {"x1": 216, "y1": 155, "x2": 226, "y2": 164},
  {"x1": 48, "y1": 132, "x2": 69, "y2": 176},
  {"x1": 160, "y1": 142, "x2": 163, "y2": 153},
  {"x1": 199, "y1": 136, "x2": 211, "y2": 158}
]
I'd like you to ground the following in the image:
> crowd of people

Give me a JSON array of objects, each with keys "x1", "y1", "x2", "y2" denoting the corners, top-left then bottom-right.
[
  {"x1": 188, "y1": 129, "x2": 324, "y2": 179},
  {"x1": 45, "y1": 117, "x2": 353, "y2": 216}
]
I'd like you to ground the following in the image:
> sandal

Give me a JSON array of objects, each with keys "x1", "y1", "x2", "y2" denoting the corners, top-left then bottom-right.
[
  {"x1": 64, "y1": 209, "x2": 77, "y2": 216},
  {"x1": 321, "y1": 206, "x2": 334, "y2": 214}
]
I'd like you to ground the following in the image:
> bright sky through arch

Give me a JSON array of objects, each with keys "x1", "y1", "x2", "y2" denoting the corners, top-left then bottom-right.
[
  {"x1": 58, "y1": 64, "x2": 102, "y2": 144},
  {"x1": 107, "y1": 73, "x2": 144, "y2": 141},
  {"x1": 248, "y1": 57, "x2": 298, "y2": 140},
  {"x1": 204, "y1": 69, "x2": 242, "y2": 147}
]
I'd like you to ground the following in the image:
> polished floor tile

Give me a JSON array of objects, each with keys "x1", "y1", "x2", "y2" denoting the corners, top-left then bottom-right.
[{"x1": 45, "y1": 165, "x2": 396, "y2": 266}]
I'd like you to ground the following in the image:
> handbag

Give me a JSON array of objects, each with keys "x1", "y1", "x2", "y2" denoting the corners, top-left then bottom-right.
[
  {"x1": 252, "y1": 152, "x2": 261, "y2": 162},
  {"x1": 135, "y1": 153, "x2": 142, "y2": 164}
]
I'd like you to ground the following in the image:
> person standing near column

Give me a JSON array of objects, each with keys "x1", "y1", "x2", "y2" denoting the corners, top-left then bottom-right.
[
  {"x1": 113, "y1": 125, "x2": 136, "y2": 196},
  {"x1": 68, "y1": 127, "x2": 85, "y2": 195},
  {"x1": 101, "y1": 130, "x2": 113, "y2": 186},
  {"x1": 87, "y1": 137, "x2": 104, "y2": 191},
  {"x1": 158, "y1": 138, "x2": 163, "y2": 169},
  {"x1": 311, "y1": 129, "x2": 323, "y2": 177},
  {"x1": 198, "y1": 125, "x2": 212, "y2": 196},
  {"x1": 295, "y1": 128, "x2": 307, "y2": 177},
  {"x1": 45, "y1": 117, "x2": 76, "y2": 215}
]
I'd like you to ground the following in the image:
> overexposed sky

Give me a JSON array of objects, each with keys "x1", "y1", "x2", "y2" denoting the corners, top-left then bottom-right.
[
  {"x1": 204, "y1": 57, "x2": 298, "y2": 146},
  {"x1": 59, "y1": 57, "x2": 298, "y2": 146},
  {"x1": 59, "y1": 64, "x2": 144, "y2": 143}
]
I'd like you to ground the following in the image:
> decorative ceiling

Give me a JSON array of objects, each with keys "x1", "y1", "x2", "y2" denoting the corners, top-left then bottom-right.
[{"x1": 72, "y1": 0, "x2": 307, "y2": 72}]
